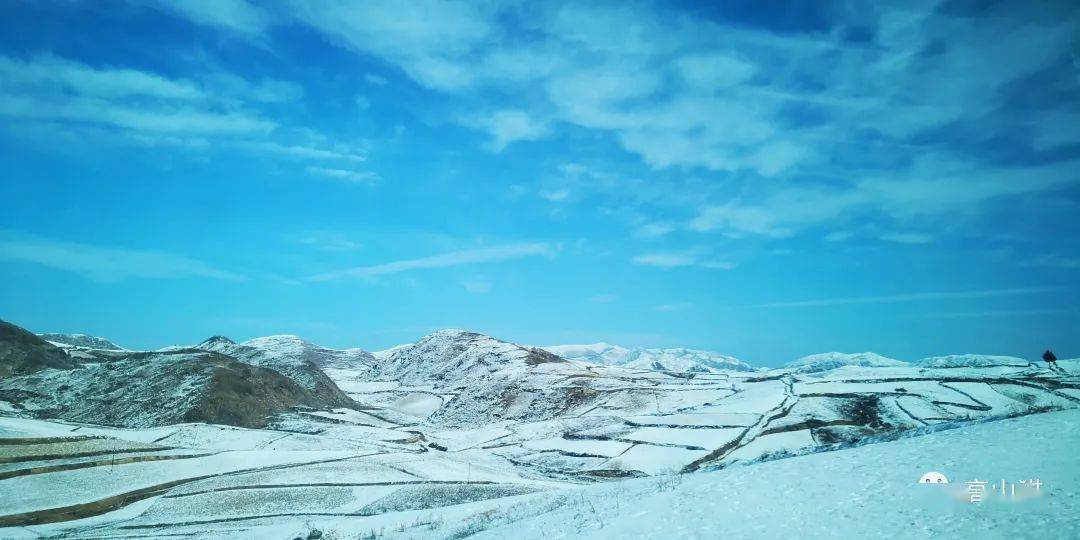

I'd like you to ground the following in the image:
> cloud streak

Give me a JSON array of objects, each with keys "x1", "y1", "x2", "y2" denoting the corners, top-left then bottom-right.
[
  {"x1": 0, "y1": 231, "x2": 243, "y2": 282},
  {"x1": 310, "y1": 243, "x2": 554, "y2": 281},
  {"x1": 923, "y1": 308, "x2": 1076, "y2": 319},
  {"x1": 633, "y1": 250, "x2": 735, "y2": 270},
  {"x1": 750, "y1": 287, "x2": 1059, "y2": 309},
  {"x1": 306, "y1": 166, "x2": 380, "y2": 184}
]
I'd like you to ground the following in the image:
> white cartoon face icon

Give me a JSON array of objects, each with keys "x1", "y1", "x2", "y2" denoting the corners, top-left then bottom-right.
[{"x1": 919, "y1": 471, "x2": 949, "y2": 484}]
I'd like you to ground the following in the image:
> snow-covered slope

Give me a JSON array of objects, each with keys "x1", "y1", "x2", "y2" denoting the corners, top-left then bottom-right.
[
  {"x1": 5, "y1": 405, "x2": 1075, "y2": 539},
  {"x1": 371, "y1": 344, "x2": 411, "y2": 360},
  {"x1": 194, "y1": 335, "x2": 365, "y2": 406},
  {"x1": 543, "y1": 343, "x2": 631, "y2": 365},
  {"x1": 544, "y1": 343, "x2": 754, "y2": 373},
  {"x1": 199, "y1": 335, "x2": 374, "y2": 370},
  {"x1": 1, "y1": 321, "x2": 76, "y2": 377},
  {"x1": 380, "y1": 329, "x2": 565, "y2": 385},
  {"x1": 466, "y1": 408, "x2": 1080, "y2": 540},
  {"x1": 622, "y1": 348, "x2": 754, "y2": 372},
  {"x1": 914, "y1": 354, "x2": 1032, "y2": 368},
  {"x1": 0, "y1": 348, "x2": 350, "y2": 428},
  {"x1": 784, "y1": 351, "x2": 908, "y2": 373},
  {"x1": 37, "y1": 333, "x2": 125, "y2": 351}
]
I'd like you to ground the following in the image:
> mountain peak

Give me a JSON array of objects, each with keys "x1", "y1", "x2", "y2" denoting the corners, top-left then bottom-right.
[
  {"x1": 38, "y1": 332, "x2": 126, "y2": 351},
  {"x1": 785, "y1": 351, "x2": 908, "y2": 373},
  {"x1": 198, "y1": 335, "x2": 236, "y2": 348},
  {"x1": 543, "y1": 342, "x2": 753, "y2": 372}
]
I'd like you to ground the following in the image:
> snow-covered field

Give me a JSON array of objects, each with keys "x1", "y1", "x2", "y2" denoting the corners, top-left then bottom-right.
[
  {"x1": 1, "y1": 327, "x2": 1077, "y2": 538},
  {"x1": 2, "y1": 408, "x2": 1075, "y2": 539},
  {"x1": 469, "y1": 407, "x2": 1080, "y2": 540}
]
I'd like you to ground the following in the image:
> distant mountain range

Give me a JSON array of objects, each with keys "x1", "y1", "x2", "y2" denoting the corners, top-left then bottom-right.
[
  {"x1": 39, "y1": 332, "x2": 125, "y2": 351},
  {"x1": 31, "y1": 330, "x2": 1045, "y2": 375},
  {"x1": 543, "y1": 342, "x2": 756, "y2": 373}
]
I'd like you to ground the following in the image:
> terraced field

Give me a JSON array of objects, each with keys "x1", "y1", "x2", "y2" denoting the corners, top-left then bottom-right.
[{"x1": 2, "y1": 357, "x2": 1076, "y2": 538}]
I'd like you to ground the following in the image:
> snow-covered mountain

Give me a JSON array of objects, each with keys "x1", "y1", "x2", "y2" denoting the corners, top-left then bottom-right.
[
  {"x1": 544, "y1": 343, "x2": 754, "y2": 372},
  {"x1": 38, "y1": 332, "x2": 125, "y2": 351},
  {"x1": 199, "y1": 334, "x2": 375, "y2": 370},
  {"x1": 622, "y1": 348, "x2": 755, "y2": 372},
  {"x1": 1, "y1": 322, "x2": 352, "y2": 428},
  {"x1": 194, "y1": 334, "x2": 367, "y2": 405},
  {"x1": 371, "y1": 343, "x2": 411, "y2": 360},
  {"x1": 543, "y1": 343, "x2": 631, "y2": 365},
  {"x1": 1, "y1": 321, "x2": 76, "y2": 377},
  {"x1": 379, "y1": 329, "x2": 565, "y2": 384},
  {"x1": 784, "y1": 351, "x2": 909, "y2": 373},
  {"x1": 914, "y1": 354, "x2": 1032, "y2": 368}
]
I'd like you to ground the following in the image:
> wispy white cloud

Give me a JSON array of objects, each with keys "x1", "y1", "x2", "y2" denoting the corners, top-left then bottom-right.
[
  {"x1": 1020, "y1": 254, "x2": 1080, "y2": 270},
  {"x1": 265, "y1": 0, "x2": 1080, "y2": 238},
  {"x1": 633, "y1": 249, "x2": 734, "y2": 270},
  {"x1": 880, "y1": 233, "x2": 934, "y2": 244},
  {"x1": 633, "y1": 221, "x2": 675, "y2": 240},
  {"x1": 0, "y1": 53, "x2": 380, "y2": 181},
  {"x1": 203, "y1": 72, "x2": 304, "y2": 103},
  {"x1": 284, "y1": 0, "x2": 495, "y2": 92},
  {"x1": 306, "y1": 166, "x2": 379, "y2": 184},
  {"x1": 539, "y1": 187, "x2": 571, "y2": 202},
  {"x1": 700, "y1": 260, "x2": 737, "y2": 270},
  {"x1": 0, "y1": 94, "x2": 274, "y2": 134},
  {"x1": 465, "y1": 109, "x2": 550, "y2": 151},
  {"x1": 688, "y1": 158, "x2": 1080, "y2": 237},
  {"x1": 288, "y1": 231, "x2": 361, "y2": 252},
  {"x1": 242, "y1": 141, "x2": 366, "y2": 163},
  {"x1": 824, "y1": 231, "x2": 854, "y2": 242},
  {"x1": 0, "y1": 54, "x2": 276, "y2": 135},
  {"x1": 751, "y1": 286, "x2": 1058, "y2": 309},
  {"x1": 0, "y1": 230, "x2": 242, "y2": 282},
  {"x1": 632, "y1": 252, "x2": 698, "y2": 269},
  {"x1": 655, "y1": 302, "x2": 691, "y2": 312},
  {"x1": 462, "y1": 279, "x2": 493, "y2": 293},
  {"x1": 136, "y1": 0, "x2": 271, "y2": 41},
  {"x1": 923, "y1": 308, "x2": 1075, "y2": 319},
  {"x1": 310, "y1": 242, "x2": 555, "y2": 281},
  {"x1": 0, "y1": 54, "x2": 204, "y2": 100}
]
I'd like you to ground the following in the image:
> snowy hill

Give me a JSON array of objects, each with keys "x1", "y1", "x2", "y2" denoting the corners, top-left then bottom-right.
[
  {"x1": 464, "y1": 408, "x2": 1080, "y2": 539},
  {"x1": 784, "y1": 351, "x2": 909, "y2": 373},
  {"x1": 0, "y1": 347, "x2": 351, "y2": 428},
  {"x1": 198, "y1": 334, "x2": 375, "y2": 370},
  {"x1": 371, "y1": 343, "x2": 410, "y2": 360},
  {"x1": 543, "y1": 343, "x2": 631, "y2": 365},
  {"x1": 545, "y1": 343, "x2": 754, "y2": 373},
  {"x1": 379, "y1": 329, "x2": 565, "y2": 385},
  {"x1": 621, "y1": 348, "x2": 754, "y2": 372},
  {"x1": 0, "y1": 321, "x2": 76, "y2": 377},
  {"x1": 194, "y1": 334, "x2": 366, "y2": 405},
  {"x1": 38, "y1": 332, "x2": 125, "y2": 351},
  {"x1": 914, "y1": 354, "x2": 1032, "y2": 368}
]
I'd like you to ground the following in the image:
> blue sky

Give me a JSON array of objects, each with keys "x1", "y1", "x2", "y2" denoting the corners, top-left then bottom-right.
[{"x1": 1, "y1": 0, "x2": 1078, "y2": 365}]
